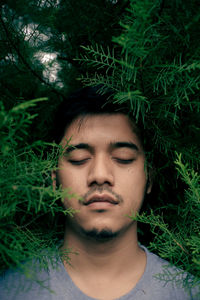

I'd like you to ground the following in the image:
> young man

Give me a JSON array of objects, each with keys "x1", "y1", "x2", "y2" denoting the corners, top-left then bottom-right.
[{"x1": 0, "y1": 86, "x2": 197, "y2": 299}]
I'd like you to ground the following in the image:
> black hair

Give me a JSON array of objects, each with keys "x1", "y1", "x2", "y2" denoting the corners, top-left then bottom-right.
[{"x1": 53, "y1": 85, "x2": 131, "y2": 144}]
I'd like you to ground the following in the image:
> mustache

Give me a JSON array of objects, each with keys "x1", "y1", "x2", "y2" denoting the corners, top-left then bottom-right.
[{"x1": 81, "y1": 184, "x2": 123, "y2": 204}]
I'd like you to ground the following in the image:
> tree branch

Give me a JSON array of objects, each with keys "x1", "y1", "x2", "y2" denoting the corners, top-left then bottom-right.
[{"x1": 0, "y1": 15, "x2": 64, "y2": 98}]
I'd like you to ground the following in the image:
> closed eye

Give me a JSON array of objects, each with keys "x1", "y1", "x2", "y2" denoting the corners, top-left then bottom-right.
[
  {"x1": 68, "y1": 159, "x2": 90, "y2": 165},
  {"x1": 114, "y1": 158, "x2": 135, "y2": 164}
]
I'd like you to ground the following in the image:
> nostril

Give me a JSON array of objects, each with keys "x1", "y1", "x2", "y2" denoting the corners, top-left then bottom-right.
[
  {"x1": 89, "y1": 181, "x2": 113, "y2": 188},
  {"x1": 87, "y1": 156, "x2": 114, "y2": 186}
]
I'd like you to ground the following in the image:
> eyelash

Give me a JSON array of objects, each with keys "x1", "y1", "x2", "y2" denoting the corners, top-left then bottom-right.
[
  {"x1": 68, "y1": 159, "x2": 89, "y2": 165},
  {"x1": 115, "y1": 158, "x2": 134, "y2": 164},
  {"x1": 117, "y1": 159, "x2": 134, "y2": 165},
  {"x1": 68, "y1": 158, "x2": 134, "y2": 165}
]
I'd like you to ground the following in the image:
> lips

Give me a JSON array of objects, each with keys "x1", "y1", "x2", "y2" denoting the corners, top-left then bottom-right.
[{"x1": 84, "y1": 194, "x2": 119, "y2": 206}]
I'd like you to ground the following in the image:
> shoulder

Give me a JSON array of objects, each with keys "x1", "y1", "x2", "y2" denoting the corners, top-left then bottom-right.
[
  {"x1": 138, "y1": 246, "x2": 199, "y2": 300},
  {"x1": 0, "y1": 254, "x2": 69, "y2": 300}
]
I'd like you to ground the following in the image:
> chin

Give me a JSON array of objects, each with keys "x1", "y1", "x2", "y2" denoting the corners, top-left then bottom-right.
[{"x1": 80, "y1": 226, "x2": 120, "y2": 242}]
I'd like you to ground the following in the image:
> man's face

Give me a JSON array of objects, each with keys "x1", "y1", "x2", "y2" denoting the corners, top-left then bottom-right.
[{"x1": 56, "y1": 114, "x2": 151, "y2": 237}]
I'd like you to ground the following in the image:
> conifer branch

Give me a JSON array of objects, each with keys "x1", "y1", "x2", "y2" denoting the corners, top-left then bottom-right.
[{"x1": 0, "y1": 14, "x2": 63, "y2": 98}]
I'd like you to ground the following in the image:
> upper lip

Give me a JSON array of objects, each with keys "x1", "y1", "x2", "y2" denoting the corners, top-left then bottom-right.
[{"x1": 84, "y1": 194, "x2": 119, "y2": 206}]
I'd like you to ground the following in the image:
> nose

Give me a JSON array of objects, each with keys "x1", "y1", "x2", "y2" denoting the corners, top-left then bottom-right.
[{"x1": 87, "y1": 155, "x2": 114, "y2": 187}]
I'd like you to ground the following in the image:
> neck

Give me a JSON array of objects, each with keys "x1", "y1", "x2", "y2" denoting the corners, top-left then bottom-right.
[
  {"x1": 60, "y1": 223, "x2": 145, "y2": 277},
  {"x1": 60, "y1": 223, "x2": 147, "y2": 299}
]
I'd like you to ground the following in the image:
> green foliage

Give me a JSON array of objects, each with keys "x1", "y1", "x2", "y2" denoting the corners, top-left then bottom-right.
[
  {"x1": 0, "y1": 0, "x2": 127, "y2": 140},
  {"x1": 76, "y1": 0, "x2": 200, "y2": 283},
  {"x1": 0, "y1": 0, "x2": 128, "y2": 274},
  {"x1": 0, "y1": 98, "x2": 47, "y2": 152},
  {"x1": 0, "y1": 0, "x2": 199, "y2": 294},
  {"x1": 0, "y1": 99, "x2": 76, "y2": 272},
  {"x1": 131, "y1": 153, "x2": 200, "y2": 295}
]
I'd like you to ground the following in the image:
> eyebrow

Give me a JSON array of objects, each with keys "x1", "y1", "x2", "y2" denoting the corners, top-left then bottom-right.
[
  {"x1": 110, "y1": 142, "x2": 139, "y2": 152},
  {"x1": 65, "y1": 141, "x2": 139, "y2": 154},
  {"x1": 65, "y1": 143, "x2": 91, "y2": 153}
]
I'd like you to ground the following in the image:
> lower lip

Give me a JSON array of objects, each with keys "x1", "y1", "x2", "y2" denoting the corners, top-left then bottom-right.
[{"x1": 86, "y1": 201, "x2": 117, "y2": 209}]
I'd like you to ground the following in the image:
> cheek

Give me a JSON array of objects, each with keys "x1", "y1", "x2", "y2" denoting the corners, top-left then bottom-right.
[
  {"x1": 119, "y1": 167, "x2": 147, "y2": 206},
  {"x1": 57, "y1": 166, "x2": 86, "y2": 207},
  {"x1": 121, "y1": 165, "x2": 147, "y2": 188},
  {"x1": 57, "y1": 163, "x2": 80, "y2": 188}
]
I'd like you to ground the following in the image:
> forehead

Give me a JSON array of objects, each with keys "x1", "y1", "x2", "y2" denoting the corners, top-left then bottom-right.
[{"x1": 61, "y1": 114, "x2": 142, "y2": 148}]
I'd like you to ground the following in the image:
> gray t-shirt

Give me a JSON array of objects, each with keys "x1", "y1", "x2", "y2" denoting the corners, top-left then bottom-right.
[{"x1": 0, "y1": 247, "x2": 198, "y2": 300}]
